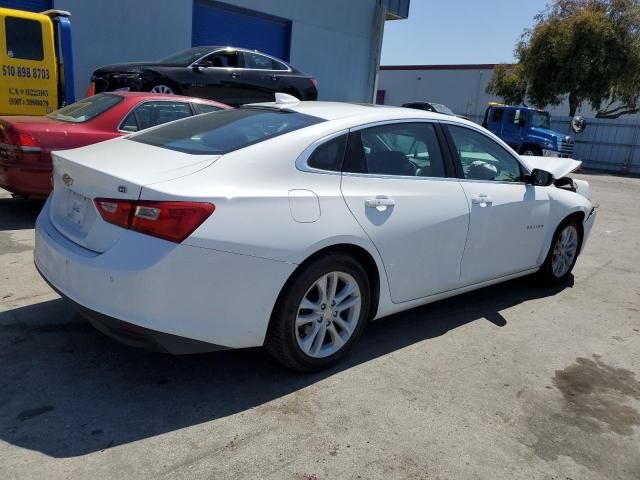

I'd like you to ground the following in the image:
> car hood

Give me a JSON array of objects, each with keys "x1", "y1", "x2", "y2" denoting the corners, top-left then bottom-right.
[
  {"x1": 519, "y1": 155, "x2": 582, "y2": 178},
  {"x1": 93, "y1": 62, "x2": 167, "y2": 75},
  {"x1": 529, "y1": 127, "x2": 567, "y2": 143}
]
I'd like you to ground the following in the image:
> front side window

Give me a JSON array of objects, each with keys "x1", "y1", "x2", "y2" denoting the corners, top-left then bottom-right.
[
  {"x1": 530, "y1": 111, "x2": 551, "y2": 130},
  {"x1": 130, "y1": 107, "x2": 324, "y2": 155},
  {"x1": 343, "y1": 122, "x2": 446, "y2": 178},
  {"x1": 5, "y1": 17, "x2": 44, "y2": 61},
  {"x1": 447, "y1": 125, "x2": 523, "y2": 182},
  {"x1": 307, "y1": 134, "x2": 347, "y2": 171},
  {"x1": 46, "y1": 94, "x2": 123, "y2": 123},
  {"x1": 121, "y1": 101, "x2": 192, "y2": 132},
  {"x1": 491, "y1": 108, "x2": 504, "y2": 123},
  {"x1": 205, "y1": 51, "x2": 239, "y2": 68}
]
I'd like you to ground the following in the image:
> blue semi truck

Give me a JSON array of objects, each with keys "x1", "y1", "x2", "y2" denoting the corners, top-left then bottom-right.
[{"x1": 482, "y1": 103, "x2": 574, "y2": 158}]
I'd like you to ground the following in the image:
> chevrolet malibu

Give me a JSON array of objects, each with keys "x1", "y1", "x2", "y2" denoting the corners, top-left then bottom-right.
[{"x1": 34, "y1": 95, "x2": 596, "y2": 371}]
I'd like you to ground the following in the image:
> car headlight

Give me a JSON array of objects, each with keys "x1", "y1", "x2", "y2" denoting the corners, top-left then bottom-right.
[{"x1": 111, "y1": 73, "x2": 141, "y2": 80}]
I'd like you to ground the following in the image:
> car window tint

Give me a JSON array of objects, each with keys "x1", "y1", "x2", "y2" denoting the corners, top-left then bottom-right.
[
  {"x1": 130, "y1": 107, "x2": 325, "y2": 155},
  {"x1": 447, "y1": 125, "x2": 523, "y2": 182},
  {"x1": 307, "y1": 134, "x2": 347, "y2": 171},
  {"x1": 133, "y1": 101, "x2": 192, "y2": 130},
  {"x1": 491, "y1": 108, "x2": 504, "y2": 123},
  {"x1": 193, "y1": 103, "x2": 224, "y2": 115},
  {"x1": 343, "y1": 123, "x2": 445, "y2": 178},
  {"x1": 242, "y1": 52, "x2": 274, "y2": 70},
  {"x1": 120, "y1": 111, "x2": 138, "y2": 132},
  {"x1": 46, "y1": 94, "x2": 123, "y2": 123},
  {"x1": 271, "y1": 59, "x2": 289, "y2": 71},
  {"x1": 508, "y1": 110, "x2": 517, "y2": 123},
  {"x1": 206, "y1": 51, "x2": 239, "y2": 68},
  {"x1": 5, "y1": 16, "x2": 43, "y2": 61}
]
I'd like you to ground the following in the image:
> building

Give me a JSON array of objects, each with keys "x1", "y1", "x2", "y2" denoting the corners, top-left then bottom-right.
[
  {"x1": 378, "y1": 63, "x2": 640, "y2": 120},
  {"x1": 0, "y1": 0, "x2": 410, "y2": 102}
]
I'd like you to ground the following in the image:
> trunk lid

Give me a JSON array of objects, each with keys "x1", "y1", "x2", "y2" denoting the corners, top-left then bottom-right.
[{"x1": 49, "y1": 137, "x2": 219, "y2": 252}]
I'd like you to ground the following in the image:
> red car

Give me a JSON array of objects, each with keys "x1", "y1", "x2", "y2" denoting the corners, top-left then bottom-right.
[{"x1": 0, "y1": 92, "x2": 229, "y2": 197}]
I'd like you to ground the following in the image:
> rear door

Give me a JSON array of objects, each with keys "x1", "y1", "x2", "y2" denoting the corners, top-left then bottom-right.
[
  {"x1": 444, "y1": 123, "x2": 550, "y2": 285},
  {"x1": 238, "y1": 51, "x2": 283, "y2": 102},
  {"x1": 0, "y1": 9, "x2": 58, "y2": 115},
  {"x1": 340, "y1": 121, "x2": 470, "y2": 303}
]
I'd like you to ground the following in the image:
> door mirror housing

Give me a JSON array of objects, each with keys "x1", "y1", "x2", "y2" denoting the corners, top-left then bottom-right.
[{"x1": 526, "y1": 168, "x2": 554, "y2": 187}]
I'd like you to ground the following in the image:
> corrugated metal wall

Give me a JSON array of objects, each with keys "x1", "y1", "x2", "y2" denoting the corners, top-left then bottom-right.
[{"x1": 550, "y1": 117, "x2": 640, "y2": 175}]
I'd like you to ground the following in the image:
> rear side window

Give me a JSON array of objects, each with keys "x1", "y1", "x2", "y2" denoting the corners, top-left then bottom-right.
[
  {"x1": 5, "y1": 17, "x2": 44, "y2": 61},
  {"x1": 193, "y1": 103, "x2": 224, "y2": 115},
  {"x1": 130, "y1": 107, "x2": 325, "y2": 155},
  {"x1": 307, "y1": 134, "x2": 347, "y2": 171},
  {"x1": 491, "y1": 108, "x2": 504, "y2": 123},
  {"x1": 46, "y1": 94, "x2": 123, "y2": 123},
  {"x1": 120, "y1": 101, "x2": 193, "y2": 132},
  {"x1": 343, "y1": 122, "x2": 446, "y2": 178}
]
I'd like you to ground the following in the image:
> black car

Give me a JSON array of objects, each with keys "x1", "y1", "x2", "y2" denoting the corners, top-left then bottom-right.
[
  {"x1": 90, "y1": 46, "x2": 318, "y2": 106},
  {"x1": 402, "y1": 101, "x2": 469, "y2": 120}
]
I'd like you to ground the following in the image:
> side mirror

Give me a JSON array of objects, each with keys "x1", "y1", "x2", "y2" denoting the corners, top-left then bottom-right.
[
  {"x1": 571, "y1": 116, "x2": 586, "y2": 134},
  {"x1": 527, "y1": 168, "x2": 554, "y2": 187},
  {"x1": 191, "y1": 61, "x2": 211, "y2": 71}
]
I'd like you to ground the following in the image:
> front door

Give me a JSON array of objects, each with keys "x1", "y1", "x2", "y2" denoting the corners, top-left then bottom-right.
[
  {"x1": 445, "y1": 124, "x2": 550, "y2": 285},
  {"x1": 195, "y1": 50, "x2": 244, "y2": 103},
  {"x1": 340, "y1": 121, "x2": 470, "y2": 303}
]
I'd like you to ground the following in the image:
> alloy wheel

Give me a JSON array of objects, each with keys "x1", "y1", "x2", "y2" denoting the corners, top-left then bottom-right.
[
  {"x1": 150, "y1": 85, "x2": 174, "y2": 94},
  {"x1": 552, "y1": 225, "x2": 579, "y2": 278},
  {"x1": 295, "y1": 271, "x2": 361, "y2": 358}
]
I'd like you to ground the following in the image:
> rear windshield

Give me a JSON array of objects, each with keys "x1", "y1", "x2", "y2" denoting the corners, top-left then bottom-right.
[
  {"x1": 129, "y1": 108, "x2": 325, "y2": 155},
  {"x1": 46, "y1": 94, "x2": 123, "y2": 123}
]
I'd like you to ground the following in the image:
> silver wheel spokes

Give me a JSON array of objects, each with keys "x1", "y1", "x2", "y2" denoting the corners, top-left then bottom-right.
[
  {"x1": 552, "y1": 225, "x2": 578, "y2": 278},
  {"x1": 296, "y1": 271, "x2": 361, "y2": 358},
  {"x1": 150, "y1": 85, "x2": 173, "y2": 94}
]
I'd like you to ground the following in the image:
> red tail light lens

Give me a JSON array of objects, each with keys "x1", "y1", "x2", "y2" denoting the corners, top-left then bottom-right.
[
  {"x1": 16, "y1": 132, "x2": 39, "y2": 148},
  {"x1": 311, "y1": 78, "x2": 318, "y2": 89},
  {"x1": 94, "y1": 198, "x2": 215, "y2": 243}
]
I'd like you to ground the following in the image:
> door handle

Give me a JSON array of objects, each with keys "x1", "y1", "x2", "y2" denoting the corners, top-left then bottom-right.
[
  {"x1": 270, "y1": 75, "x2": 279, "y2": 81},
  {"x1": 365, "y1": 196, "x2": 395, "y2": 211},
  {"x1": 471, "y1": 194, "x2": 493, "y2": 206},
  {"x1": 230, "y1": 72, "x2": 239, "y2": 78}
]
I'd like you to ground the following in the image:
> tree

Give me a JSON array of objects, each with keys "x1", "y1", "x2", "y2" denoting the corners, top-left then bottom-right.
[{"x1": 486, "y1": 0, "x2": 640, "y2": 118}]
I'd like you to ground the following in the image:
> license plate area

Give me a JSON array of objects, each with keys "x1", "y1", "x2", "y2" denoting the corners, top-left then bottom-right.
[{"x1": 66, "y1": 190, "x2": 90, "y2": 228}]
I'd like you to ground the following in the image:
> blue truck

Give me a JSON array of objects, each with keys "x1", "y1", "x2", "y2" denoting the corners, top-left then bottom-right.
[{"x1": 481, "y1": 103, "x2": 574, "y2": 158}]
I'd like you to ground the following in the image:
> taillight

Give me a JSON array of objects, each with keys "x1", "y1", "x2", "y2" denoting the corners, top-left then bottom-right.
[
  {"x1": 94, "y1": 198, "x2": 214, "y2": 243},
  {"x1": 16, "y1": 132, "x2": 39, "y2": 148},
  {"x1": 311, "y1": 78, "x2": 318, "y2": 89}
]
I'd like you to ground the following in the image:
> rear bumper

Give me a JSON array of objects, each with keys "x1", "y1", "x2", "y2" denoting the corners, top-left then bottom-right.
[
  {"x1": 0, "y1": 162, "x2": 52, "y2": 196},
  {"x1": 34, "y1": 198, "x2": 296, "y2": 350}
]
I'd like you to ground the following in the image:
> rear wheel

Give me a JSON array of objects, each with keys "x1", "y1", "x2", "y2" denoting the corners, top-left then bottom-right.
[
  {"x1": 149, "y1": 84, "x2": 175, "y2": 94},
  {"x1": 265, "y1": 253, "x2": 370, "y2": 371},
  {"x1": 539, "y1": 218, "x2": 582, "y2": 283}
]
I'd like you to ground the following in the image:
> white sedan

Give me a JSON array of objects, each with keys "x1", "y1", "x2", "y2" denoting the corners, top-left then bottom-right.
[{"x1": 34, "y1": 95, "x2": 596, "y2": 371}]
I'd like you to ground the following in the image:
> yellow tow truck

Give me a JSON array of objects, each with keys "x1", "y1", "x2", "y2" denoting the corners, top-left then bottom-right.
[{"x1": 0, "y1": 6, "x2": 75, "y2": 116}]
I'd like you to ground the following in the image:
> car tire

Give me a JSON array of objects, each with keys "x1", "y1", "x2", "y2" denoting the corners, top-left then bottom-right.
[
  {"x1": 149, "y1": 84, "x2": 176, "y2": 94},
  {"x1": 538, "y1": 217, "x2": 583, "y2": 284},
  {"x1": 521, "y1": 146, "x2": 542, "y2": 156},
  {"x1": 265, "y1": 253, "x2": 370, "y2": 372}
]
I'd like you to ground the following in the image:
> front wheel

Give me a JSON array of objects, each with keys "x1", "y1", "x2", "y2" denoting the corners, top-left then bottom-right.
[
  {"x1": 538, "y1": 218, "x2": 582, "y2": 283},
  {"x1": 265, "y1": 253, "x2": 370, "y2": 371}
]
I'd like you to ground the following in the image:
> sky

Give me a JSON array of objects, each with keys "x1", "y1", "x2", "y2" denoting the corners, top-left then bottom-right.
[{"x1": 381, "y1": 0, "x2": 550, "y2": 65}]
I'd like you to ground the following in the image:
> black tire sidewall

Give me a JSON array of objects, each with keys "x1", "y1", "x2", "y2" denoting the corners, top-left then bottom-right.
[
  {"x1": 267, "y1": 253, "x2": 370, "y2": 371},
  {"x1": 540, "y1": 217, "x2": 583, "y2": 283}
]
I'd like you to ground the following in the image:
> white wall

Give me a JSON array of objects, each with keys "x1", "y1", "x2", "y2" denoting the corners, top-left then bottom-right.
[
  {"x1": 378, "y1": 66, "x2": 640, "y2": 120},
  {"x1": 53, "y1": 0, "x2": 194, "y2": 97},
  {"x1": 53, "y1": 0, "x2": 385, "y2": 103}
]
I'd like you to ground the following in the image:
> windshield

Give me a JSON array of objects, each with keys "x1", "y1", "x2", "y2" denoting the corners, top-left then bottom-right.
[
  {"x1": 130, "y1": 107, "x2": 325, "y2": 155},
  {"x1": 46, "y1": 94, "x2": 122, "y2": 123},
  {"x1": 158, "y1": 47, "x2": 214, "y2": 66},
  {"x1": 530, "y1": 111, "x2": 551, "y2": 130},
  {"x1": 430, "y1": 103, "x2": 455, "y2": 115}
]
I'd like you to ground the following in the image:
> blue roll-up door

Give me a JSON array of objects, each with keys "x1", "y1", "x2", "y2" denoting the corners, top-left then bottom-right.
[
  {"x1": 0, "y1": 0, "x2": 51, "y2": 12},
  {"x1": 192, "y1": 0, "x2": 291, "y2": 61}
]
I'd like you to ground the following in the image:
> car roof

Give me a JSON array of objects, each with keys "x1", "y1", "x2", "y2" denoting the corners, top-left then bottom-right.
[
  {"x1": 247, "y1": 100, "x2": 463, "y2": 124},
  {"x1": 105, "y1": 92, "x2": 229, "y2": 107}
]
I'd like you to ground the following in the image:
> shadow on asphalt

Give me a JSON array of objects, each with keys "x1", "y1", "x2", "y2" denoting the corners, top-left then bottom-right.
[
  {"x1": 0, "y1": 275, "x2": 572, "y2": 458},
  {"x1": 0, "y1": 196, "x2": 44, "y2": 231}
]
